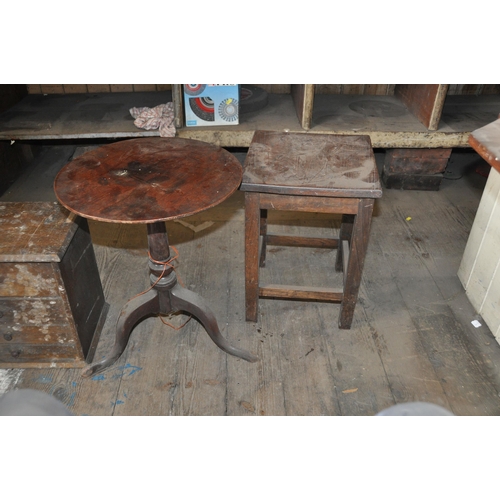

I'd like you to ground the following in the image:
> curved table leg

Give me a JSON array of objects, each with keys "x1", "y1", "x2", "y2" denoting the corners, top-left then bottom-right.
[
  {"x1": 171, "y1": 284, "x2": 259, "y2": 363},
  {"x1": 82, "y1": 289, "x2": 160, "y2": 378}
]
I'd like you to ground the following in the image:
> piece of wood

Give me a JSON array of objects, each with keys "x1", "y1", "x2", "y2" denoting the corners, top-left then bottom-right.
[
  {"x1": 253, "y1": 85, "x2": 290, "y2": 94},
  {"x1": 341, "y1": 85, "x2": 365, "y2": 94},
  {"x1": 382, "y1": 172, "x2": 444, "y2": 191},
  {"x1": 447, "y1": 84, "x2": 500, "y2": 96},
  {"x1": 54, "y1": 137, "x2": 242, "y2": 224},
  {"x1": 0, "y1": 92, "x2": 174, "y2": 141},
  {"x1": 395, "y1": 84, "x2": 449, "y2": 131},
  {"x1": 110, "y1": 85, "x2": 134, "y2": 92},
  {"x1": 382, "y1": 147, "x2": 452, "y2": 190},
  {"x1": 339, "y1": 199, "x2": 374, "y2": 328},
  {"x1": 133, "y1": 85, "x2": 157, "y2": 92},
  {"x1": 291, "y1": 84, "x2": 315, "y2": 130},
  {"x1": 259, "y1": 284, "x2": 343, "y2": 301},
  {"x1": 260, "y1": 193, "x2": 359, "y2": 214},
  {"x1": 63, "y1": 85, "x2": 88, "y2": 94},
  {"x1": 384, "y1": 148, "x2": 452, "y2": 175},
  {"x1": 26, "y1": 85, "x2": 42, "y2": 94},
  {"x1": 315, "y1": 84, "x2": 343, "y2": 94},
  {"x1": 468, "y1": 117, "x2": 500, "y2": 173},
  {"x1": 86, "y1": 85, "x2": 110, "y2": 93},
  {"x1": 3, "y1": 91, "x2": 499, "y2": 149},
  {"x1": 241, "y1": 131, "x2": 382, "y2": 199},
  {"x1": 40, "y1": 85, "x2": 64, "y2": 94},
  {"x1": 364, "y1": 84, "x2": 395, "y2": 96},
  {"x1": 242, "y1": 132, "x2": 381, "y2": 330},
  {"x1": 0, "y1": 202, "x2": 107, "y2": 368},
  {"x1": 245, "y1": 192, "x2": 260, "y2": 322},
  {"x1": 0, "y1": 202, "x2": 77, "y2": 261},
  {"x1": 265, "y1": 234, "x2": 338, "y2": 249},
  {"x1": 172, "y1": 84, "x2": 184, "y2": 129}
]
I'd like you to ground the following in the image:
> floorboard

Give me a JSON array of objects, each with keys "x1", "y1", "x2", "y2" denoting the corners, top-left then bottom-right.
[{"x1": 2, "y1": 146, "x2": 500, "y2": 416}]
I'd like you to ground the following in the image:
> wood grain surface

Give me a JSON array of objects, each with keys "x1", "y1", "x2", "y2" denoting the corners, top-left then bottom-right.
[
  {"x1": 54, "y1": 137, "x2": 243, "y2": 223},
  {"x1": 4, "y1": 147, "x2": 500, "y2": 415}
]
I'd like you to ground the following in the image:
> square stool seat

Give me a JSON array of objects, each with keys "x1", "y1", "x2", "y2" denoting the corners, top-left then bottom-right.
[{"x1": 241, "y1": 131, "x2": 382, "y2": 329}]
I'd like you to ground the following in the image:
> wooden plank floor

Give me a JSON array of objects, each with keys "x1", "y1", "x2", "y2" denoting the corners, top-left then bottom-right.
[{"x1": 2, "y1": 145, "x2": 500, "y2": 415}]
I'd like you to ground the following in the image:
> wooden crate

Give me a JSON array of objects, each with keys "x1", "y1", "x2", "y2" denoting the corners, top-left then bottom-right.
[
  {"x1": 382, "y1": 148, "x2": 452, "y2": 191},
  {"x1": 0, "y1": 202, "x2": 108, "y2": 368}
]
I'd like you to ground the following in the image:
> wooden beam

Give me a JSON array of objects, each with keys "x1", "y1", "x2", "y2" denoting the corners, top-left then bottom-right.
[
  {"x1": 265, "y1": 234, "x2": 338, "y2": 249},
  {"x1": 259, "y1": 284, "x2": 343, "y2": 302}
]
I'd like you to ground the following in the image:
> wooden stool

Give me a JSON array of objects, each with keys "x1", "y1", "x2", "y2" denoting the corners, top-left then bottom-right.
[{"x1": 241, "y1": 131, "x2": 382, "y2": 329}]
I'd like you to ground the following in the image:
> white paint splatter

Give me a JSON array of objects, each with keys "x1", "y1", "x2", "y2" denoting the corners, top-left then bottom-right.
[{"x1": 0, "y1": 369, "x2": 24, "y2": 396}]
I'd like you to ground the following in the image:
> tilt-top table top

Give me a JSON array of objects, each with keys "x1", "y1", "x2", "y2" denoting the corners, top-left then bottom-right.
[{"x1": 54, "y1": 137, "x2": 243, "y2": 224}]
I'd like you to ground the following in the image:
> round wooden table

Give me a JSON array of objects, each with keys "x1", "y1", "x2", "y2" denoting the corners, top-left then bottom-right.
[{"x1": 54, "y1": 137, "x2": 258, "y2": 377}]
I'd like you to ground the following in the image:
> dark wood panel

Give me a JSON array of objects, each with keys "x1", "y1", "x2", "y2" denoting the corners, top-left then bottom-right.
[
  {"x1": 395, "y1": 84, "x2": 448, "y2": 131},
  {"x1": 259, "y1": 284, "x2": 343, "y2": 301},
  {"x1": 260, "y1": 193, "x2": 360, "y2": 214},
  {"x1": 291, "y1": 84, "x2": 314, "y2": 130},
  {"x1": 385, "y1": 148, "x2": 452, "y2": 175},
  {"x1": 266, "y1": 234, "x2": 338, "y2": 248}
]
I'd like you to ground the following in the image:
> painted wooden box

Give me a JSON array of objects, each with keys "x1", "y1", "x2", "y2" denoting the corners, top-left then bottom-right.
[{"x1": 0, "y1": 202, "x2": 108, "y2": 368}]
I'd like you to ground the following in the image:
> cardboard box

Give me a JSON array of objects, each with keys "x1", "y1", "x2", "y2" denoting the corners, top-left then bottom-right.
[{"x1": 184, "y1": 84, "x2": 239, "y2": 127}]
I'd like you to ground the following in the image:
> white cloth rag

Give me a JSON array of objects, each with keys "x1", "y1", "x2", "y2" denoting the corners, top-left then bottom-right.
[{"x1": 129, "y1": 102, "x2": 176, "y2": 137}]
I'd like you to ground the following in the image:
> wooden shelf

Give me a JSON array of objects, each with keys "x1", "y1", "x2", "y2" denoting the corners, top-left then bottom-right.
[
  {"x1": 0, "y1": 86, "x2": 499, "y2": 149},
  {"x1": 0, "y1": 91, "x2": 173, "y2": 141}
]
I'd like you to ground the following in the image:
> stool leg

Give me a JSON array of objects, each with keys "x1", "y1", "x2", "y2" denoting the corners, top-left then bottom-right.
[
  {"x1": 335, "y1": 214, "x2": 354, "y2": 272},
  {"x1": 339, "y1": 199, "x2": 374, "y2": 329},
  {"x1": 259, "y1": 208, "x2": 268, "y2": 267},
  {"x1": 245, "y1": 192, "x2": 260, "y2": 322}
]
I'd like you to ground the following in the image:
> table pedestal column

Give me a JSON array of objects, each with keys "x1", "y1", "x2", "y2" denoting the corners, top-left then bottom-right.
[{"x1": 82, "y1": 222, "x2": 257, "y2": 377}]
